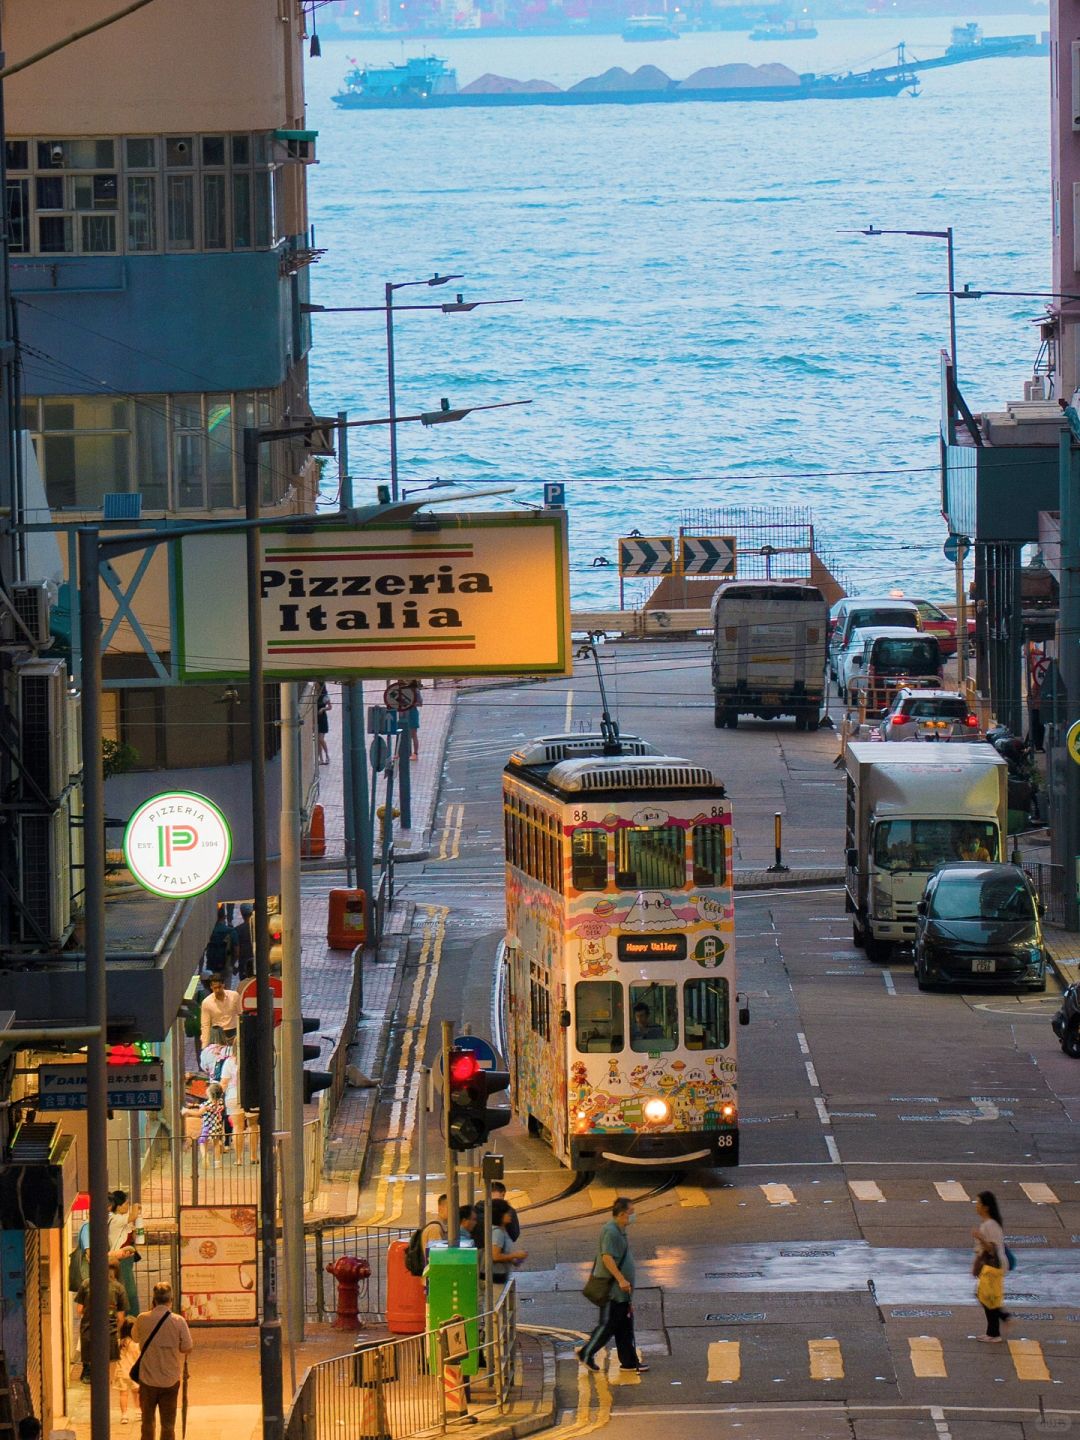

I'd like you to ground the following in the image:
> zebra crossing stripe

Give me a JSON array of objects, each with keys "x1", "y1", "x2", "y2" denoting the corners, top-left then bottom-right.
[
  {"x1": 760, "y1": 1183, "x2": 796, "y2": 1206},
  {"x1": 849, "y1": 1180, "x2": 885, "y2": 1203},
  {"x1": 1009, "y1": 1338, "x2": 1050, "y2": 1381},
  {"x1": 706, "y1": 1341, "x2": 741, "y2": 1382},
  {"x1": 1020, "y1": 1182, "x2": 1059, "y2": 1205},
  {"x1": 909, "y1": 1336, "x2": 947, "y2": 1377},
  {"x1": 808, "y1": 1338, "x2": 844, "y2": 1381},
  {"x1": 934, "y1": 1181, "x2": 970, "y2": 1202}
]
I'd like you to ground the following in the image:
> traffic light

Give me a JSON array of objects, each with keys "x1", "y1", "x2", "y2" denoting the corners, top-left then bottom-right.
[
  {"x1": 446, "y1": 1048, "x2": 511, "y2": 1152},
  {"x1": 302, "y1": 1015, "x2": 332, "y2": 1104}
]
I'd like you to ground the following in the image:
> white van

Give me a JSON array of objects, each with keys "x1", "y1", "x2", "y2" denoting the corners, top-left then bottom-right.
[
  {"x1": 711, "y1": 580, "x2": 828, "y2": 730},
  {"x1": 828, "y1": 597, "x2": 921, "y2": 680}
]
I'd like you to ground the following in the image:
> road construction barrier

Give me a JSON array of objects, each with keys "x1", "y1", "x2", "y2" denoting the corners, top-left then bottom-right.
[{"x1": 302, "y1": 803, "x2": 326, "y2": 858}]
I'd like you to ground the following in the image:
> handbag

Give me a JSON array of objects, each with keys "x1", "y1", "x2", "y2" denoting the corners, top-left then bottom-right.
[
  {"x1": 129, "y1": 1309, "x2": 171, "y2": 1387},
  {"x1": 582, "y1": 1273, "x2": 610, "y2": 1306}
]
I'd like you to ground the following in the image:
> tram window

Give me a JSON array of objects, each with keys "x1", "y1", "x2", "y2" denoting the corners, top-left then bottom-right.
[
  {"x1": 530, "y1": 978, "x2": 551, "y2": 1038},
  {"x1": 614, "y1": 826, "x2": 687, "y2": 890},
  {"x1": 629, "y1": 984, "x2": 678, "y2": 1053},
  {"x1": 692, "y1": 822, "x2": 727, "y2": 886},
  {"x1": 571, "y1": 828, "x2": 608, "y2": 891},
  {"x1": 574, "y1": 981, "x2": 624, "y2": 1053},
  {"x1": 684, "y1": 978, "x2": 729, "y2": 1050}
]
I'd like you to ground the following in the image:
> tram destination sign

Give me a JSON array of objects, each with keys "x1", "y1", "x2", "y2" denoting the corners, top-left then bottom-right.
[
  {"x1": 617, "y1": 934, "x2": 688, "y2": 962},
  {"x1": 176, "y1": 512, "x2": 570, "y2": 681},
  {"x1": 38, "y1": 1061, "x2": 166, "y2": 1112}
]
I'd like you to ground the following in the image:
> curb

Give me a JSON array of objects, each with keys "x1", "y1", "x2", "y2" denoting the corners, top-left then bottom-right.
[
  {"x1": 734, "y1": 869, "x2": 845, "y2": 892},
  {"x1": 471, "y1": 1335, "x2": 558, "y2": 1440}
]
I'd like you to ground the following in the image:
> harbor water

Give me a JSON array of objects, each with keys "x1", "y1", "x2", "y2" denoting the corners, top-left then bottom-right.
[{"x1": 304, "y1": 17, "x2": 1049, "y2": 606}]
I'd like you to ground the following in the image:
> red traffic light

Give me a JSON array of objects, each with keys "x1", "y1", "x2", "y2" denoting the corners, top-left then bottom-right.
[{"x1": 449, "y1": 1051, "x2": 481, "y2": 1086}]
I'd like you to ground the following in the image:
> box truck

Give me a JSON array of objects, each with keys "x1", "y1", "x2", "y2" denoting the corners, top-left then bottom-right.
[{"x1": 711, "y1": 581, "x2": 827, "y2": 730}]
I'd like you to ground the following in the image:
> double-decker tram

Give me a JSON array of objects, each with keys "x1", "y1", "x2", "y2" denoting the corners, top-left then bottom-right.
[{"x1": 503, "y1": 734, "x2": 742, "y2": 1170}]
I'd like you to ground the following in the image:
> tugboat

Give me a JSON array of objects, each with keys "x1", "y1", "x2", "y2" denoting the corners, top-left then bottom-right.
[
  {"x1": 621, "y1": 16, "x2": 680, "y2": 40},
  {"x1": 333, "y1": 54, "x2": 458, "y2": 107}
]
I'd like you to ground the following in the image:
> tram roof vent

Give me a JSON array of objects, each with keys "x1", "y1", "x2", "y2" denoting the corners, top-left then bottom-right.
[
  {"x1": 547, "y1": 756, "x2": 720, "y2": 792},
  {"x1": 509, "y1": 732, "x2": 658, "y2": 767}
]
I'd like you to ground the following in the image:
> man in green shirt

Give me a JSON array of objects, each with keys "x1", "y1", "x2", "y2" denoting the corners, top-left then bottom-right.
[{"x1": 577, "y1": 1196, "x2": 648, "y2": 1373}]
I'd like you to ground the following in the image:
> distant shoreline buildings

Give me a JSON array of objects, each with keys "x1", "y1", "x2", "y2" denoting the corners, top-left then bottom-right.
[{"x1": 310, "y1": 0, "x2": 1047, "y2": 41}]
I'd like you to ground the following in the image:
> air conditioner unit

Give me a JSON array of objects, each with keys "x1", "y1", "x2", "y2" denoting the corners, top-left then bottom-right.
[
  {"x1": 16, "y1": 657, "x2": 69, "y2": 802},
  {"x1": 1024, "y1": 377, "x2": 1049, "y2": 401},
  {"x1": 17, "y1": 801, "x2": 73, "y2": 946},
  {"x1": 0, "y1": 581, "x2": 53, "y2": 648}
]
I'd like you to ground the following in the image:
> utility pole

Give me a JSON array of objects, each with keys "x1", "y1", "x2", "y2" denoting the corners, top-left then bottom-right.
[
  {"x1": 1057, "y1": 422, "x2": 1080, "y2": 929},
  {"x1": 337, "y1": 413, "x2": 374, "y2": 918},
  {"x1": 279, "y1": 676, "x2": 305, "y2": 1345}
]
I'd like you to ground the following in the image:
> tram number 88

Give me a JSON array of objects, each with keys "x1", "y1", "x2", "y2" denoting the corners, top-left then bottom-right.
[{"x1": 717, "y1": 1134, "x2": 735, "y2": 1146}]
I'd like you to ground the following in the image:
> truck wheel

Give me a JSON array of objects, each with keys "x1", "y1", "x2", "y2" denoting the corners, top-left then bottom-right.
[
  {"x1": 713, "y1": 697, "x2": 725, "y2": 729},
  {"x1": 1063, "y1": 1019, "x2": 1080, "y2": 1059},
  {"x1": 852, "y1": 916, "x2": 866, "y2": 949},
  {"x1": 725, "y1": 711, "x2": 739, "y2": 730},
  {"x1": 865, "y1": 936, "x2": 891, "y2": 964},
  {"x1": 794, "y1": 714, "x2": 807, "y2": 732}
]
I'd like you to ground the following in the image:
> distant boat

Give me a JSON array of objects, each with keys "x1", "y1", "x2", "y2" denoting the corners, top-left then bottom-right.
[
  {"x1": 331, "y1": 55, "x2": 918, "y2": 108},
  {"x1": 622, "y1": 16, "x2": 680, "y2": 40},
  {"x1": 944, "y1": 22, "x2": 1047, "y2": 59},
  {"x1": 749, "y1": 18, "x2": 818, "y2": 40}
]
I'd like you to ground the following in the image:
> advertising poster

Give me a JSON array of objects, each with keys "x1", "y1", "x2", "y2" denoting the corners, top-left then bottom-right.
[{"x1": 179, "y1": 1205, "x2": 257, "y2": 1324}]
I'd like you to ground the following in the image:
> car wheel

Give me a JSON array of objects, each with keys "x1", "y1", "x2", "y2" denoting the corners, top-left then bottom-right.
[
  {"x1": 916, "y1": 964, "x2": 932, "y2": 992},
  {"x1": 1062, "y1": 1019, "x2": 1080, "y2": 1059},
  {"x1": 1028, "y1": 975, "x2": 1047, "y2": 993},
  {"x1": 865, "y1": 935, "x2": 891, "y2": 964}
]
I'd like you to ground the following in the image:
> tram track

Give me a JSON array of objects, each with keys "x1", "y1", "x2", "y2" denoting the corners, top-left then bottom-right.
[{"x1": 522, "y1": 1169, "x2": 685, "y2": 1229}]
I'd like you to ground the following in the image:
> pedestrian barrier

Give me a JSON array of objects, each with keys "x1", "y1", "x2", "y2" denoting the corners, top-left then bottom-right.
[
  {"x1": 286, "y1": 1280, "x2": 518, "y2": 1440},
  {"x1": 1021, "y1": 858, "x2": 1067, "y2": 927}
]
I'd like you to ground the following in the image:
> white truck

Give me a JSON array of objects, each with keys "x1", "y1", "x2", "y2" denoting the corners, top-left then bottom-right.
[
  {"x1": 844, "y1": 742, "x2": 1009, "y2": 961},
  {"x1": 711, "y1": 580, "x2": 828, "y2": 730}
]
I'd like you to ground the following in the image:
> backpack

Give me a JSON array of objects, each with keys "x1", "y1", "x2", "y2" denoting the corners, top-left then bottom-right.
[{"x1": 404, "y1": 1228, "x2": 427, "y2": 1276}]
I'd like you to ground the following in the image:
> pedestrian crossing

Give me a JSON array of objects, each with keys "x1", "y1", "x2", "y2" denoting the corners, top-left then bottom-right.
[
  {"x1": 669, "y1": 1177, "x2": 1067, "y2": 1209},
  {"x1": 701, "y1": 1333, "x2": 1064, "y2": 1384}
]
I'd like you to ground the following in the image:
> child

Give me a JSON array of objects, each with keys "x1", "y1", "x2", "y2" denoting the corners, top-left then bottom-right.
[
  {"x1": 115, "y1": 1316, "x2": 138, "y2": 1422},
  {"x1": 199, "y1": 1081, "x2": 226, "y2": 1165}
]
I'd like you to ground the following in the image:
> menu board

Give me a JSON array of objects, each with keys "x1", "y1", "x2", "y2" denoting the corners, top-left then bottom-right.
[{"x1": 179, "y1": 1206, "x2": 257, "y2": 1324}]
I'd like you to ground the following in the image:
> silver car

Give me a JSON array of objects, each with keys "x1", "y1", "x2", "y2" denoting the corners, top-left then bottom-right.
[{"x1": 880, "y1": 688, "x2": 980, "y2": 742}]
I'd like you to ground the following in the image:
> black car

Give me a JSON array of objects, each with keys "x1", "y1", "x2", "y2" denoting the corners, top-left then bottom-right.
[
  {"x1": 914, "y1": 862, "x2": 1047, "y2": 992},
  {"x1": 1052, "y1": 983, "x2": 1080, "y2": 1057}
]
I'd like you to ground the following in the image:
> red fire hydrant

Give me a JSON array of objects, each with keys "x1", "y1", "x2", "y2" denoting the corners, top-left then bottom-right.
[{"x1": 327, "y1": 1255, "x2": 372, "y2": 1330}]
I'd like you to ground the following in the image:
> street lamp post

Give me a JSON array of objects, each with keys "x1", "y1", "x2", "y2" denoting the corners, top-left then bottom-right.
[{"x1": 861, "y1": 224, "x2": 957, "y2": 377}]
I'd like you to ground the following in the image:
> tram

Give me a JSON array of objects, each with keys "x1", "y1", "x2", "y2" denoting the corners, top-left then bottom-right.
[{"x1": 503, "y1": 733, "x2": 744, "y2": 1170}]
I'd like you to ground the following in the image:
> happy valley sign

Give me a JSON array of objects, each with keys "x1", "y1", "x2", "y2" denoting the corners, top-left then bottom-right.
[{"x1": 177, "y1": 512, "x2": 570, "y2": 680}]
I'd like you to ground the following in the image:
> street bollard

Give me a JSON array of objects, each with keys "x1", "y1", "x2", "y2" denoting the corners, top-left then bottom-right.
[{"x1": 768, "y1": 812, "x2": 789, "y2": 874}]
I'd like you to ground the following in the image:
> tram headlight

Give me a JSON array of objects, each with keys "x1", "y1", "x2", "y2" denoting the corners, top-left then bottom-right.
[
  {"x1": 643, "y1": 1097, "x2": 670, "y2": 1124},
  {"x1": 720, "y1": 1103, "x2": 736, "y2": 1122}
]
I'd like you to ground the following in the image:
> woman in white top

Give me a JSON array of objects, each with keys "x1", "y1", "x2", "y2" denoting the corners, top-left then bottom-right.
[
  {"x1": 107, "y1": 1190, "x2": 141, "y2": 1313},
  {"x1": 971, "y1": 1190, "x2": 1010, "y2": 1341},
  {"x1": 218, "y1": 1038, "x2": 251, "y2": 1166}
]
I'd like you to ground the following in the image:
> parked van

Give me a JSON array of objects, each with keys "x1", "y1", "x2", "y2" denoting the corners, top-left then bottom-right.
[
  {"x1": 848, "y1": 629, "x2": 943, "y2": 712},
  {"x1": 711, "y1": 580, "x2": 828, "y2": 730},
  {"x1": 828, "y1": 598, "x2": 921, "y2": 680}
]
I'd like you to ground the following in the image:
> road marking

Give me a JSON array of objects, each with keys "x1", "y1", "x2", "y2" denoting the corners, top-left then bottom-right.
[
  {"x1": 706, "y1": 1340, "x2": 741, "y2": 1383},
  {"x1": 1020, "y1": 1182, "x2": 1059, "y2": 1205},
  {"x1": 590, "y1": 1183, "x2": 619, "y2": 1210},
  {"x1": 808, "y1": 1338, "x2": 844, "y2": 1381},
  {"x1": 825, "y1": 1136, "x2": 841, "y2": 1164},
  {"x1": 929, "y1": 1406, "x2": 952, "y2": 1440},
  {"x1": 760, "y1": 1183, "x2": 796, "y2": 1206},
  {"x1": 934, "y1": 1181, "x2": 971, "y2": 1203},
  {"x1": 1008, "y1": 1338, "x2": 1050, "y2": 1381},
  {"x1": 849, "y1": 1180, "x2": 885, "y2": 1203},
  {"x1": 437, "y1": 803, "x2": 465, "y2": 861},
  {"x1": 805, "y1": 1060, "x2": 820, "y2": 1088},
  {"x1": 882, "y1": 968, "x2": 896, "y2": 996},
  {"x1": 508, "y1": 1187, "x2": 530, "y2": 1207},
  {"x1": 909, "y1": 1336, "x2": 946, "y2": 1378},
  {"x1": 564, "y1": 688, "x2": 574, "y2": 729},
  {"x1": 676, "y1": 1185, "x2": 710, "y2": 1208},
  {"x1": 797, "y1": 1032, "x2": 810, "y2": 1055},
  {"x1": 814, "y1": 1098, "x2": 831, "y2": 1126}
]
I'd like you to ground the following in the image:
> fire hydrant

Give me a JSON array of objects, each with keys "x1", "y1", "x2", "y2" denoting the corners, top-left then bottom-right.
[{"x1": 327, "y1": 1255, "x2": 372, "y2": 1330}]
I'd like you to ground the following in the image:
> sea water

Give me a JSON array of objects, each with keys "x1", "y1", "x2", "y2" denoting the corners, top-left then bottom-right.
[{"x1": 304, "y1": 18, "x2": 1050, "y2": 606}]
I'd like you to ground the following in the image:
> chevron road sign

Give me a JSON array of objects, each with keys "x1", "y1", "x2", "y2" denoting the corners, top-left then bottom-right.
[
  {"x1": 618, "y1": 535, "x2": 675, "y2": 577},
  {"x1": 682, "y1": 535, "x2": 737, "y2": 577}
]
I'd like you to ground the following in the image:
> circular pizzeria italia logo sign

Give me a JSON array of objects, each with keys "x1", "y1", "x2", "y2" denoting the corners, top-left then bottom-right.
[{"x1": 123, "y1": 791, "x2": 232, "y2": 899}]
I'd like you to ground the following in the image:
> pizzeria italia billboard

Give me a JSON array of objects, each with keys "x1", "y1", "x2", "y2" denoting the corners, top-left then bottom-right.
[{"x1": 176, "y1": 511, "x2": 571, "y2": 680}]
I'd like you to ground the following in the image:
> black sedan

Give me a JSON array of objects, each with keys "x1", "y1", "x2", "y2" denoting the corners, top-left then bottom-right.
[{"x1": 914, "y1": 862, "x2": 1047, "y2": 993}]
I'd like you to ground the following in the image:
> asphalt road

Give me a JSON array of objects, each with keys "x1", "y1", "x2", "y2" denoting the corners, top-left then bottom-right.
[{"x1": 364, "y1": 641, "x2": 1080, "y2": 1439}]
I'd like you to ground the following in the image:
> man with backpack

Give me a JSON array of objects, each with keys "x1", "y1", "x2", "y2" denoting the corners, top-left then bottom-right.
[{"x1": 404, "y1": 1194, "x2": 448, "y2": 1276}]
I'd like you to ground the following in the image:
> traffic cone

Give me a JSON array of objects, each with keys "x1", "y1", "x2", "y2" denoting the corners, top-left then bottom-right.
[
  {"x1": 442, "y1": 1363, "x2": 468, "y2": 1419},
  {"x1": 303, "y1": 803, "x2": 326, "y2": 858}
]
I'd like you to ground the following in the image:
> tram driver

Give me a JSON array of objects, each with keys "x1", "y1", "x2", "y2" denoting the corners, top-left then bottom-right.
[{"x1": 631, "y1": 1003, "x2": 663, "y2": 1044}]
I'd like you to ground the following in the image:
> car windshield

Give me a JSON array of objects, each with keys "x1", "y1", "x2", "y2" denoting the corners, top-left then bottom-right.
[
  {"x1": 872, "y1": 820, "x2": 998, "y2": 872},
  {"x1": 872, "y1": 639, "x2": 939, "y2": 671},
  {"x1": 929, "y1": 874, "x2": 1036, "y2": 922},
  {"x1": 850, "y1": 608, "x2": 914, "y2": 634}
]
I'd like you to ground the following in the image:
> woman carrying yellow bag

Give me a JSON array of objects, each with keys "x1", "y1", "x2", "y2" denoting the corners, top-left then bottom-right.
[{"x1": 972, "y1": 1190, "x2": 1011, "y2": 1342}]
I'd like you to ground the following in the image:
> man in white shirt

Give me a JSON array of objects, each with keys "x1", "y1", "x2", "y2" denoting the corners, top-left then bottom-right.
[
  {"x1": 132, "y1": 1282, "x2": 193, "y2": 1440},
  {"x1": 199, "y1": 974, "x2": 241, "y2": 1051}
]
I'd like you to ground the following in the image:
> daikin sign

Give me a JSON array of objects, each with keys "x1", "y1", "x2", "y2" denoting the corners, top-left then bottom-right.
[{"x1": 123, "y1": 790, "x2": 233, "y2": 898}]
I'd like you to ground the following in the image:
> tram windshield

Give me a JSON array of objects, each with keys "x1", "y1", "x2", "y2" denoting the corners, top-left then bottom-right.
[
  {"x1": 692, "y1": 823, "x2": 726, "y2": 885},
  {"x1": 629, "y1": 984, "x2": 678, "y2": 1052},
  {"x1": 684, "y1": 977, "x2": 729, "y2": 1050},
  {"x1": 615, "y1": 826, "x2": 686, "y2": 889},
  {"x1": 575, "y1": 980, "x2": 624, "y2": 1052}
]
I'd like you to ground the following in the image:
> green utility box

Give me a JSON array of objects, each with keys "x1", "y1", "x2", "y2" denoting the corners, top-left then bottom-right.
[{"x1": 426, "y1": 1245, "x2": 479, "y2": 1376}]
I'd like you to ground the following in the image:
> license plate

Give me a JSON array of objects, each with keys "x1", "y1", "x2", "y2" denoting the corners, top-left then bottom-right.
[
  {"x1": 762, "y1": 693, "x2": 780, "y2": 705},
  {"x1": 972, "y1": 957, "x2": 996, "y2": 974}
]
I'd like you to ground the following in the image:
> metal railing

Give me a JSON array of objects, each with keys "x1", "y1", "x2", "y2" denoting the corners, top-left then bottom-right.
[
  {"x1": 1021, "y1": 859, "x2": 1067, "y2": 928},
  {"x1": 287, "y1": 1281, "x2": 518, "y2": 1440},
  {"x1": 309, "y1": 1223, "x2": 411, "y2": 1322}
]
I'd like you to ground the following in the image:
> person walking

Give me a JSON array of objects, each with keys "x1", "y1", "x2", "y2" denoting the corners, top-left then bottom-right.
[
  {"x1": 132, "y1": 1282, "x2": 193, "y2": 1440},
  {"x1": 75, "y1": 1256, "x2": 128, "y2": 1384},
  {"x1": 972, "y1": 1190, "x2": 1011, "y2": 1342},
  {"x1": 198, "y1": 1082, "x2": 227, "y2": 1166},
  {"x1": 203, "y1": 906, "x2": 236, "y2": 978},
  {"x1": 116, "y1": 1317, "x2": 139, "y2": 1424},
  {"x1": 233, "y1": 903, "x2": 255, "y2": 980},
  {"x1": 107, "y1": 1189, "x2": 142, "y2": 1314},
  {"x1": 578, "y1": 1197, "x2": 648, "y2": 1374},
  {"x1": 316, "y1": 681, "x2": 331, "y2": 765},
  {"x1": 218, "y1": 1037, "x2": 250, "y2": 1165},
  {"x1": 199, "y1": 973, "x2": 240, "y2": 1052},
  {"x1": 489, "y1": 1181, "x2": 520, "y2": 1242}
]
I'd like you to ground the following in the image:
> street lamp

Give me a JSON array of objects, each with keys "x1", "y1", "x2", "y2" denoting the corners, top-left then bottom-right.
[
  {"x1": 302, "y1": 272, "x2": 523, "y2": 502},
  {"x1": 859, "y1": 224, "x2": 957, "y2": 376}
]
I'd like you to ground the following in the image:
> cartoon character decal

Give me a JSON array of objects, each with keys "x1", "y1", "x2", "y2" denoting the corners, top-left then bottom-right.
[{"x1": 579, "y1": 937, "x2": 613, "y2": 976}]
